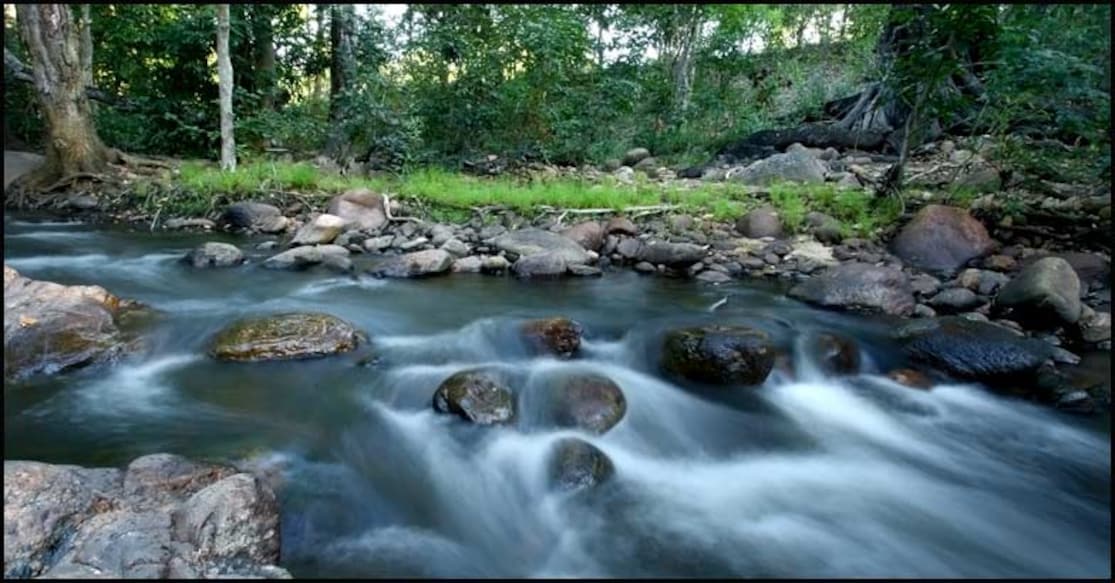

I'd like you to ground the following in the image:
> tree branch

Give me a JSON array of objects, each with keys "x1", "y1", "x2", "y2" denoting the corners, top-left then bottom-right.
[{"x1": 5, "y1": 47, "x2": 135, "y2": 110}]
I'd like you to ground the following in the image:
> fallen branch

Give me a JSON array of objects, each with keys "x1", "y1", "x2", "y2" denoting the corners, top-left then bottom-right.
[
  {"x1": 382, "y1": 193, "x2": 426, "y2": 225},
  {"x1": 40, "y1": 172, "x2": 103, "y2": 193}
]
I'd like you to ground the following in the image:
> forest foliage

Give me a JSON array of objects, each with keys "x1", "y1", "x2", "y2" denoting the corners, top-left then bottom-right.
[{"x1": 4, "y1": 4, "x2": 1110, "y2": 174}]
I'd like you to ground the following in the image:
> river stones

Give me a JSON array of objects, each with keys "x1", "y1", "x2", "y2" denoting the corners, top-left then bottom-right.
[
  {"x1": 261, "y1": 244, "x2": 349, "y2": 270},
  {"x1": 220, "y1": 201, "x2": 289, "y2": 234},
  {"x1": 806, "y1": 332, "x2": 861, "y2": 375},
  {"x1": 432, "y1": 368, "x2": 515, "y2": 425},
  {"x1": 325, "y1": 188, "x2": 387, "y2": 232},
  {"x1": 605, "y1": 216, "x2": 639, "y2": 236},
  {"x1": 369, "y1": 249, "x2": 454, "y2": 278},
  {"x1": 4, "y1": 264, "x2": 146, "y2": 381},
  {"x1": 208, "y1": 313, "x2": 363, "y2": 362},
  {"x1": 660, "y1": 324, "x2": 775, "y2": 386},
  {"x1": 894, "y1": 316, "x2": 1054, "y2": 385},
  {"x1": 788, "y1": 262, "x2": 916, "y2": 317},
  {"x1": 736, "y1": 205, "x2": 783, "y2": 238},
  {"x1": 183, "y1": 242, "x2": 244, "y2": 268},
  {"x1": 886, "y1": 368, "x2": 934, "y2": 389},
  {"x1": 548, "y1": 373, "x2": 626, "y2": 434},
  {"x1": 636, "y1": 241, "x2": 707, "y2": 268},
  {"x1": 560, "y1": 221, "x2": 605, "y2": 252},
  {"x1": 490, "y1": 228, "x2": 591, "y2": 265},
  {"x1": 549, "y1": 438, "x2": 615, "y2": 491},
  {"x1": 729, "y1": 150, "x2": 827, "y2": 186},
  {"x1": 290, "y1": 213, "x2": 349, "y2": 246},
  {"x1": 891, "y1": 205, "x2": 994, "y2": 275},
  {"x1": 3, "y1": 455, "x2": 287, "y2": 579},
  {"x1": 995, "y1": 256, "x2": 1082, "y2": 328},
  {"x1": 512, "y1": 252, "x2": 568, "y2": 278},
  {"x1": 521, "y1": 317, "x2": 583, "y2": 358}
]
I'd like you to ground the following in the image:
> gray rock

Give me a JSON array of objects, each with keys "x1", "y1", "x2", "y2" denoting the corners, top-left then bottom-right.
[
  {"x1": 325, "y1": 189, "x2": 387, "y2": 231},
  {"x1": 290, "y1": 213, "x2": 348, "y2": 246},
  {"x1": 634, "y1": 261, "x2": 656, "y2": 273},
  {"x1": 568, "y1": 264, "x2": 603, "y2": 277},
  {"x1": 788, "y1": 263, "x2": 916, "y2": 316},
  {"x1": 696, "y1": 270, "x2": 732, "y2": 284},
  {"x1": 398, "y1": 237, "x2": 429, "y2": 251},
  {"x1": 362, "y1": 235, "x2": 393, "y2": 252},
  {"x1": 613, "y1": 166, "x2": 635, "y2": 184},
  {"x1": 481, "y1": 255, "x2": 511, "y2": 274},
  {"x1": 895, "y1": 316, "x2": 1054, "y2": 384},
  {"x1": 729, "y1": 150, "x2": 827, "y2": 185},
  {"x1": 560, "y1": 221, "x2": 605, "y2": 252},
  {"x1": 428, "y1": 224, "x2": 456, "y2": 246},
  {"x1": 1077, "y1": 310, "x2": 1111, "y2": 343},
  {"x1": 262, "y1": 245, "x2": 349, "y2": 270},
  {"x1": 621, "y1": 147, "x2": 651, "y2": 167},
  {"x1": 928, "y1": 288, "x2": 985, "y2": 313},
  {"x1": 433, "y1": 368, "x2": 515, "y2": 425},
  {"x1": 605, "y1": 216, "x2": 639, "y2": 236},
  {"x1": 891, "y1": 205, "x2": 994, "y2": 275},
  {"x1": 221, "y1": 202, "x2": 289, "y2": 234},
  {"x1": 452, "y1": 256, "x2": 483, "y2": 273},
  {"x1": 208, "y1": 312, "x2": 363, "y2": 361},
  {"x1": 369, "y1": 249, "x2": 454, "y2": 278},
  {"x1": 184, "y1": 242, "x2": 244, "y2": 268},
  {"x1": 165, "y1": 218, "x2": 217, "y2": 230},
  {"x1": 512, "y1": 253, "x2": 568, "y2": 278},
  {"x1": 995, "y1": 257, "x2": 1082, "y2": 327},
  {"x1": 660, "y1": 325, "x2": 775, "y2": 386},
  {"x1": 549, "y1": 438, "x2": 614, "y2": 491},
  {"x1": 491, "y1": 228, "x2": 590, "y2": 265},
  {"x1": 438, "y1": 238, "x2": 470, "y2": 258},
  {"x1": 736, "y1": 206, "x2": 783, "y2": 238},
  {"x1": 636, "y1": 241, "x2": 707, "y2": 267},
  {"x1": 913, "y1": 304, "x2": 938, "y2": 318},
  {"x1": 909, "y1": 273, "x2": 942, "y2": 297}
]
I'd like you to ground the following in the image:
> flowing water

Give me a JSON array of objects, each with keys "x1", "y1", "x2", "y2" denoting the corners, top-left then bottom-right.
[{"x1": 3, "y1": 215, "x2": 1111, "y2": 578}]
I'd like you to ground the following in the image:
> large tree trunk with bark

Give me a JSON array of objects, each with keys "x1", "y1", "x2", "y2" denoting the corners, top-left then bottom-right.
[
  {"x1": 325, "y1": 3, "x2": 357, "y2": 161},
  {"x1": 252, "y1": 5, "x2": 277, "y2": 111},
  {"x1": 216, "y1": 4, "x2": 236, "y2": 171},
  {"x1": 78, "y1": 4, "x2": 92, "y2": 89},
  {"x1": 15, "y1": 4, "x2": 112, "y2": 188}
]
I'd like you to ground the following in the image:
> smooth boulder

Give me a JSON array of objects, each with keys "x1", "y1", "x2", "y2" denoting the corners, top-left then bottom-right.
[
  {"x1": 891, "y1": 205, "x2": 994, "y2": 274},
  {"x1": 290, "y1": 213, "x2": 349, "y2": 246},
  {"x1": 512, "y1": 253, "x2": 568, "y2": 278},
  {"x1": 660, "y1": 325, "x2": 775, "y2": 386},
  {"x1": 636, "y1": 241, "x2": 707, "y2": 268},
  {"x1": 4, "y1": 265, "x2": 144, "y2": 381},
  {"x1": 560, "y1": 221, "x2": 605, "y2": 252},
  {"x1": 548, "y1": 373, "x2": 626, "y2": 434},
  {"x1": 261, "y1": 244, "x2": 349, "y2": 270},
  {"x1": 220, "y1": 202, "x2": 289, "y2": 234},
  {"x1": 736, "y1": 206, "x2": 783, "y2": 239},
  {"x1": 490, "y1": 228, "x2": 590, "y2": 265},
  {"x1": 806, "y1": 332, "x2": 861, "y2": 375},
  {"x1": 432, "y1": 368, "x2": 515, "y2": 425},
  {"x1": 549, "y1": 438, "x2": 614, "y2": 491},
  {"x1": 369, "y1": 249, "x2": 454, "y2": 278},
  {"x1": 894, "y1": 316, "x2": 1054, "y2": 384},
  {"x1": 995, "y1": 257, "x2": 1082, "y2": 328},
  {"x1": 788, "y1": 262, "x2": 916, "y2": 316},
  {"x1": 325, "y1": 189, "x2": 387, "y2": 231},
  {"x1": 183, "y1": 242, "x2": 244, "y2": 268},
  {"x1": 521, "y1": 317, "x2": 583, "y2": 358},
  {"x1": 730, "y1": 150, "x2": 827, "y2": 185},
  {"x1": 208, "y1": 313, "x2": 363, "y2": 361}
]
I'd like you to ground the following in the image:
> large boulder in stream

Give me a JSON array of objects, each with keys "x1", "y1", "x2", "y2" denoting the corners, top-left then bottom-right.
[
  {"x1": 729, "y1": 150, "x2": 827, "y2": 186},
  {"x1": 325, "y1": 189, "x2": 388, "y2": 232},
  {"x1": 208, "y1": 312, "x2": 364, "y2": 362},
  {"x1": 548, "y1": 373, "x2": 627, "y2": 434},
  {"x1": 521, "y1": 317, "x2": 583, "y2": 358},
  {"x1": 512, "y1": 253, "x2": 569, "y2": 278},
  {"x1": 995, "y1": 257, "x2": 1082, "y2": 328},
  {"x1": 4, "y1": 264, "x2": 146, "y2": 381},
  {"x1": 262, "y1": 244, "x2": 349, "y2": 270},
  {"x1": 549, "y1": 438, "x2": 615, "y2": 491},
  {"x1": 891, "y1": 205, "x2": 994, "y2": 275},
  {"x1": 220, "y1": 202, "x2": 289, "y2": 234},
  {"x1": 290, "y1": 213, "x2": 349, "y2": 246},
  {"x1": 489, "y1": 228, "x2": 591, "y2": 265},
  {"x1": 660, "y1": 324, "x2": 775, "y2": 386},
  {"x1": 432, "y1": 368, "x2": 515, "y2": 425},
  {"x1": 788, "y1": 262, "x2": 916, "y2": 317},
  {"x1": 560, "y1": 221, "x2": 605, "y2": 252},
  {"x1": 369, "y1": 249, "x2": 454, "y2": 278},
  {"x1": 894, "y1": 316, "x2": 1055, "y2": 385},
  {"x1": 3, "y1": 454, "x2": 287, "y2": 579},
  {"x1": 183, "y1": 242, "x2": 244, "y2": 268}
]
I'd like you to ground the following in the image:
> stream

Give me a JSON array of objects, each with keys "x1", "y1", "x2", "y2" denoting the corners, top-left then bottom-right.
[{"x1": 3, "y1": 215, "x2": 1111, "y2": 578}]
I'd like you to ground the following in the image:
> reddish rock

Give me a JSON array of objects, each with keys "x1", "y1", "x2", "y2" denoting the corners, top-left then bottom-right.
[
  {"x1": 326, "y1": 188, "x2": 387, "y2": 231},
  {"x1": 560, "y1": 221, "x2": 605, "y2": 252},
  {"x1": 891, "y1": 205, "x2": 995, "y2": 274}
]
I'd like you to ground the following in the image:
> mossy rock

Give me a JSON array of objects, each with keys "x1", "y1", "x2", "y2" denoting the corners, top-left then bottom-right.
[
  {"x1": 521, "y1": 317, "x2": 583, "y2": 358},
  {"x1": 549, "y1": 373, "x2": 626, "y2": 434},
  {"x1": 660, "y1": 325, "x2": 775, "y2": 386},
  {"x1": 549, "y1": 437, "x2": 615, "y2": 491},
  {"x1": 432, "y1": 368, "x2": 515, "y2": 425},
  {"x1": 208, "y1": 313, "x2": 364, "y2": 362}
]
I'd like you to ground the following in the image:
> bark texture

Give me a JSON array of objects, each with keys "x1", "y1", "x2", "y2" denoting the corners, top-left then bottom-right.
[{"x1": 216, "y1": 4, "x2": 236, "y2": 171}]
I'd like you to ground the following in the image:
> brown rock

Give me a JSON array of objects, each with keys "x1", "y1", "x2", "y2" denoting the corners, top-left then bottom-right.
[
  {"x1": 605, "y1": 216, "x2": 639, "y2": 236},
  {"x1": 891, "y1": 205, "x2": 995, "y2": 274},
  {"x1": 559, "y1": 221, "x2": 605, "y2": 252},
  {"x1": 325, "y1": 188, "x2": 387, "y2": 231},
  {"x1": 521, "y1": 317, "x2": 583, "y2": 358},
  {"x1": 886, "y1": 368, "x2": 934, "y2": 389}
]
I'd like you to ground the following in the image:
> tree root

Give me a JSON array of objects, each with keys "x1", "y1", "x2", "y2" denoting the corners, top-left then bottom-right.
[{"x1": 39, "y1": 172, "x2": 105, "y2": 193}]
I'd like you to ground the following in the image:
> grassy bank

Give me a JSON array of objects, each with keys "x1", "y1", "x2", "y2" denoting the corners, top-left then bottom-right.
[{"x1": 130, "y1": 160, "x2": 903, "y2": 239}]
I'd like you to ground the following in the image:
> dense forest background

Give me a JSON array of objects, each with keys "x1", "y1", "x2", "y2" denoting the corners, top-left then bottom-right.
[{"x1": 5, "y1": 4, "x2": 1109, "y2": 176}]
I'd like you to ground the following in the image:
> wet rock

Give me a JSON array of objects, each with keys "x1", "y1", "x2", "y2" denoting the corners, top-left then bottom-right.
[
  {"x1": 521, "y1": 317, "x2": 582, "y2": 358},
  {"x1": 636, "y1": 241, "x2": 707, "y2": 267},
  {"x1": 634, "y1": 261, "x2": 656, "y2": 273},
  {"x1": 807, "y1": 332, "x2": 861, "y2": 375},
  {"x1": 909, "y1": 273, "x2": 942, "y2": 297},
  {"x1": 290, "y1": 213, "x2": 348, "y2": 246},
  {"x1": 886, "y1": 368, "x2": 934, "y2": 389},
  {"x1": 432, "y1": 368, "x2": 515, "y2": 425},
  {"x1": 512, "y1": 253, "x2": 568, "y2": 278},
  {"x1": 4, "y1": 455, "x2": 284, "y2": 579},
  {"x1": 729, "y1": 150, "x2": 827, "y2": 185},
  {"x1": 439, "y1": 238, "x2": 470, "y2": 257},
  {"x1": 736, "y1": 206, "x2": 783, "y2": 239},
  {"x1": 363, "y1": 235, "x2": 394, "y2": 252},
  {"x1": 788, "y1": 263, "x2": 916, "y2": 316},
  {"x1": 548, "y1": 373, "x2": 626, "y2": 434},
  {"x1": 696, "y1": 270, "x2": 732, "y2": 284},
  {"x1": 982, "y1": 254, "x2": 1018, "y2": 272},
  {"x1": 605, "y1": 216, "x2": 639, "y2": 237},
  {"x1": 995, "y1": 257, "x2": 1082, "y2": 328},
  {"x1": 325, "y1": 188, "x2": 387, "y2": 231},
  {"x1": 549, "y1": 438, "x2": 614, "y2": 491},
  {"x1": 221, "y1": 202, "x2": 289, "y2": 234},
  {"x1": 369, "y1": 249, "x2": 454, "y2": 278},
  {"x1": 208, "y1": 313, "x2": 363, "y2": 362},
  {"x1": 660, "y1": 325, "x2": 775, "y2": 386},
  {"x1": 428, "y1": 224, "x2": 455, "y2": 246},
  {"x1": 891, "y1": 205, "x2": 994, "y2": 275},
  {"x1": 397, "y1": 237, "x2": 428, "y2": 251},
  {"x1": 569, "y1": 264, "x2": 603, "y2": 277},
  {"x1": 1077, "y1": 310, "x2": 1111, "y2": 343},
  {"x1": 490, "y1": 228, "x2": 590, "y2": 265},
  {"x1": 928, "y1": 288, "x2": 985, "y2": 313},
  {"x1": 560, "y1": 221, "x2": 605, "y2": 252},
  {"x1": 4, "y1": 265, "x2": 145, "y2": 381},
  {"x1": 165, "y1": 218, "x2": 216, "y2": 230},
  {"x1": 452, "y1": 256, "x2": 483, "y2": 273},
  {"x1": 894, "y1": 316, "x2": 1054, "y2": 384},
  {"x1": 261, "y1": 244, "x2": 348, "y2": 270},
  {"x1": 481, "y1": 255, "x2": 511, "y2": 274},
  {"x1": 183, "y1": 242, "x2": 244, "y2": 268}
]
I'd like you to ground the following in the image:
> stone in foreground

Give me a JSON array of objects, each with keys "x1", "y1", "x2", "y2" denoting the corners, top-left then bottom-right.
[
  {"x1": 432, "y1": 368, "x2": 515, "y2": 425},
  {"x1": 521, "y1": 317, "x2": 583, "y2": 358},
  {"x1": 788, "y1": 262, "x2": 915, "y2": 317},
  {"x1": 208, "y1": 312, "x2": 363, "y2": 361},
  {"x1": 891, "y1": 205, "x2": 994, "y2": 275},
  {"x1": 549, "y1": 437, "x2": 615, "y2": 491},
  {"x1": 660, "y1": 324, "x2": 775, "y2": 386},
  {"x1": 368, "y1": 249, "x2": 454, "y2": 278},
  {"x1": 183, "y1": 242, "x2": 244, "y2": 268},
  {"x1": 995, "y1": 256, "x2": 1082, "y2": 328},
  {"x1": 894, "y1": 316, "x2": 1054, "y2": 386},
  {"x1": 548, "y1": 373, "x2": 627, "y2": 434}
]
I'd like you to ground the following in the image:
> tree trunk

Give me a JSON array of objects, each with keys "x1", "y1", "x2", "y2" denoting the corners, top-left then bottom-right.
[
  {"x1": 325, "y1": 3, "x2": 357, "y2": 160},
  {"x1": 216, "y1": 4, "x2": 236, "y2": 171},
  {"x1": 252, "y1": 5, "x2": 277, "y2": 111},
  {"x1": 15, "y1": 4, "x2": 112, "y2": 187},
  {"x1": 78, "y1": 4, "x2": 92, "y2": 89},
  {"x1": 311, "y1": 4, "x2": 326, "y2": 102}
]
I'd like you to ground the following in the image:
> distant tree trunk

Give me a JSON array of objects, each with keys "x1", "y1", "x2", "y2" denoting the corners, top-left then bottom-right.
[
  {"x1": 217, "y1": 4, "x2": 236, "y2": 171},
  {"x1": 312, "y1": 4, "x2": 326, "y2": 102},
  {"x1": 252, "y1": 5, "x2": 276, "y2": 111},
  {"x1": 664, "y1": 6, "x2": 704, "y2": 127},
  {"x1": 325, "y1": 3, "x2": 357, "y2": 160},
  {"x1": 15, "y1": 4, "x2": 112, "y2": 187},
  {"x1": 78, "y1": 4, "x2": 92, "y2": 89}
]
